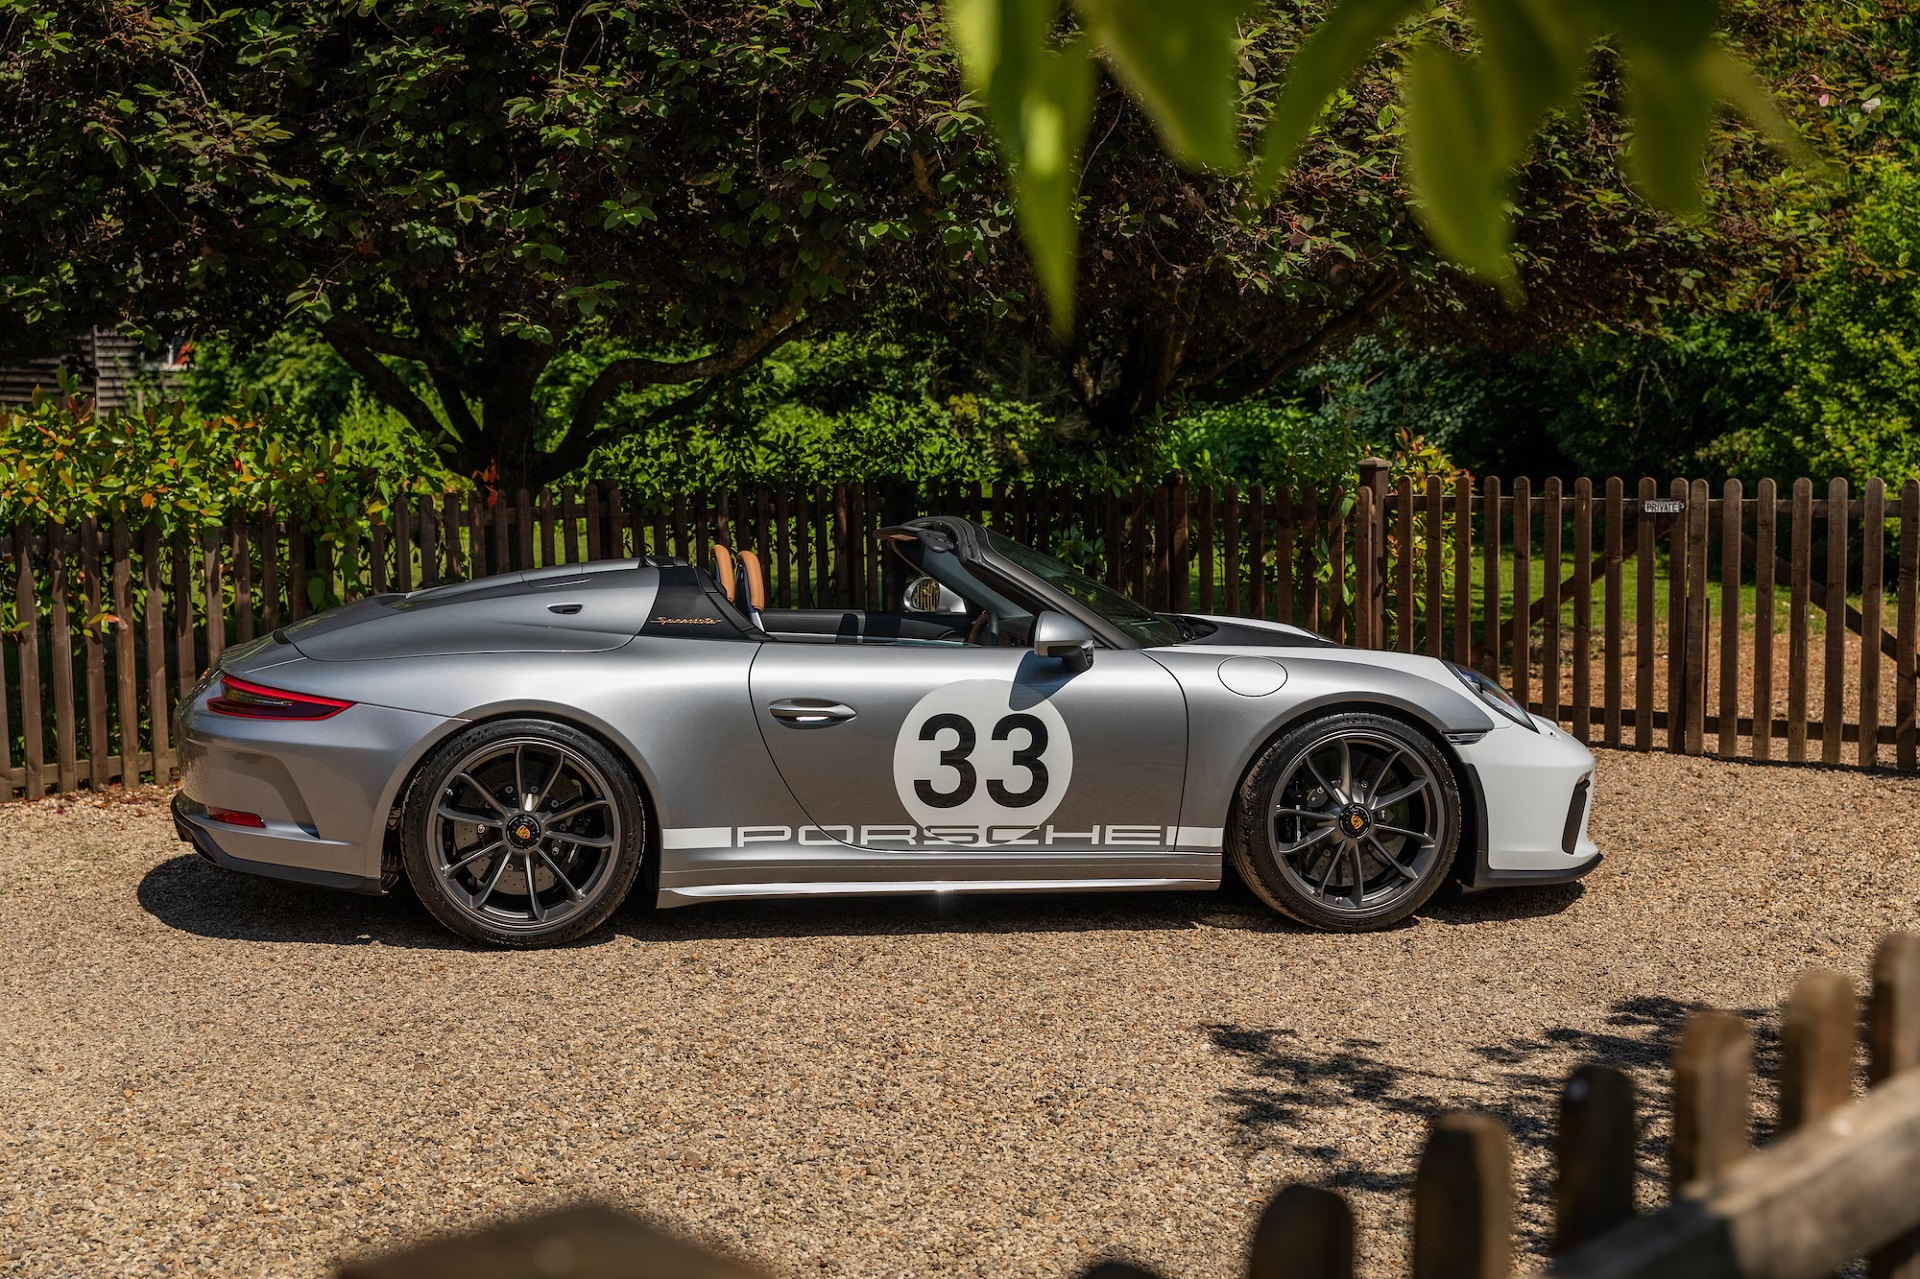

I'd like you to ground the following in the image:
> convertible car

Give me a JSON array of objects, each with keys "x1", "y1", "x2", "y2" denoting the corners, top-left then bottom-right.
[{"x1": 171, "y1": 517, "x2": 1599, "y2": 946}]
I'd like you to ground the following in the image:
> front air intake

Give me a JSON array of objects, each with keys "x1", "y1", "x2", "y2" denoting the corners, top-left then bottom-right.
[{"x1": 1561, "y1": 778, "x2": 1592, "y2": 855}]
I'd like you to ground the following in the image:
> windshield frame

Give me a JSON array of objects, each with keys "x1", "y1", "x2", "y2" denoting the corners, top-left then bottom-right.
[{"x1": 900, "y1": 518, "x2": 1183, "y2": 650}]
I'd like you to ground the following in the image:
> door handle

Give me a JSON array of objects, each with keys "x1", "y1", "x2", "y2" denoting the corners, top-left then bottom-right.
[{"x1": 767, "y1": 699, "x2": 858, "y2": 728}]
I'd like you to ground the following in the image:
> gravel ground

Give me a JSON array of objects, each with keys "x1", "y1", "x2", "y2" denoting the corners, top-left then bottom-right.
[{"x1": 3, "y1": 749, "x2": 1918, "y2": 1279}]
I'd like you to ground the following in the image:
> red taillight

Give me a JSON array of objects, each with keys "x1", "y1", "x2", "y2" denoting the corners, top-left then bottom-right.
[
  {"x1": 206, "y1": 675, "x2": 352, "y2": 720},
  {"x1": 206, "y1": 807, "x2": 266, "y2": 828}
]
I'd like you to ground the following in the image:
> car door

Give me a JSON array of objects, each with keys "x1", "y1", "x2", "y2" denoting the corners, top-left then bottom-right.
[{"x1": 748, "y1": 642, "x2": 1190, "y2": 856}]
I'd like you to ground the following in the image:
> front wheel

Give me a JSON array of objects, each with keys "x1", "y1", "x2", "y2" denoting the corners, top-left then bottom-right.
[
  {"x1": 1228, "y1": 712, "x2": 1461, "y2": 931},
  {"x1": 402, "y1": 718, "x2": 647, "y2": 947}
]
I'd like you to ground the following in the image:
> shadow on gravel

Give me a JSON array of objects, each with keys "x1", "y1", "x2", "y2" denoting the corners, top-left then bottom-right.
[
  {"x1": 138, "y1": 853, "x2": 1585, "y2": 950},
  {"x1": 1204, "y1": 991, "x2": 1782, "y2": 1208},
  {"x1": 136, "y1": 854, "x2": 464, "y2": 949}
]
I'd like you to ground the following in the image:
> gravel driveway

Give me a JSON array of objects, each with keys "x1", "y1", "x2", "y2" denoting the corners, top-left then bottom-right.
[{"x1": 3, "y1": 749, "x2": 1918, "y2": 1278}]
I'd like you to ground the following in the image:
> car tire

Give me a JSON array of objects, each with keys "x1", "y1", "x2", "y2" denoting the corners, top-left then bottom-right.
[
  {"x1": 402, "y1": 718, "x2": 647, "y2": 947},
  {"x1": 1228, "y1": 711, "x2": 1461, "y2": 932}
]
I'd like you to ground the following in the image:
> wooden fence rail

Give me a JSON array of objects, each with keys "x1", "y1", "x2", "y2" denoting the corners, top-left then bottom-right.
[
  {"x1": 4, "y1": 465, "x2": 1916, "y2": 797},
  {"x1": 341, "y1": 934, "x2": 1920, "y2": 1279}
]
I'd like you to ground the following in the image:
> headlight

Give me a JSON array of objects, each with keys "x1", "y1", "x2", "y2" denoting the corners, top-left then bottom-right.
[{"x1": 1445, "y1": 662, "x2": 1537, "y2": 731}]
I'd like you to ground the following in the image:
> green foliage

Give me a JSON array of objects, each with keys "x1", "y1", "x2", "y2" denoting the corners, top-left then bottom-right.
[
  {"x1": 0, "y1": 0, "x2": 1003, "y2": 487},
  {"x1": 0, "y1": 383, "x2": 462, "y2": 535},
  {"x1": 947, "y1": 0, "x2": 1809, "y2": 319},
  {"x1": 1269, "y1": 157, "x2": 1920, "y2": 490},
  {"x1": 1708, "y1": 160, "x2": 1920, "y2": 483}
]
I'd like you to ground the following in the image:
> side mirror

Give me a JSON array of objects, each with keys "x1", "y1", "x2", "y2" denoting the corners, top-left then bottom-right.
[
  {"x1": 903, "y1": 576, "x2": 966, "y2": 614},
  {"x1": 1031, "y1": 611, "x2": 1096, "y2": 673}
]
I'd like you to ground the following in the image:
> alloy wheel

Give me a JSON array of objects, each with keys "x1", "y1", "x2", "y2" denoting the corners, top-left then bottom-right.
[
  {"x1": 1266, "y1": 727, "x2": 1448, "y2": 915},
  {"x1": 427, "y1": 737, "x2": 624, "y2": 936}
]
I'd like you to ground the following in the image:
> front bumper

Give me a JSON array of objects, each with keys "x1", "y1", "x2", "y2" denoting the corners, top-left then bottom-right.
[{"x1": 1455, "y1": 713, "x2": 1601, "y2": 890}]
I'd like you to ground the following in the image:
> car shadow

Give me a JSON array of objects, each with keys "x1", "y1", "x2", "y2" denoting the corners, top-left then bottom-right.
[{"x1": 135, "y1": 854, "x2": 1586, "y2": 951}]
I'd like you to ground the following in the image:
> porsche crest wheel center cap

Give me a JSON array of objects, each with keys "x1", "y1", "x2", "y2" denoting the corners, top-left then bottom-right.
[
  {"x1": 1338, "y1": 804, "x2": 1372, "y2": 839},
  {"x1": 505, "y1": 813, "x2": 544, "y2": 850}
]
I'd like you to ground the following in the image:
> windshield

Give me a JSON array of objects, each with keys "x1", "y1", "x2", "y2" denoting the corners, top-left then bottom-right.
[{"x1": 983, "y1": 529, "x2": 1183, "y2": 648}]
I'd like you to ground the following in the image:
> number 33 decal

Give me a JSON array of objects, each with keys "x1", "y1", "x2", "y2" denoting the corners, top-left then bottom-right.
[
  {"x1": 913, "y1": 711, "x2": 1050, "y2": 808},
  {"x1": 894, "y1": 681, "x2": 1075, "y2": 831}
]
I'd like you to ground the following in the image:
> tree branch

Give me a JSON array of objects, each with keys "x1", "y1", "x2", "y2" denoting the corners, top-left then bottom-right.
[
  {"x1": 406, "y1": 296, "x2": 483, "y2": 447},
  {"x1": 320, "y1": 324, "x2": 448, "y2": 446},
  {"x1": 539, "y1": 298, "x2": 815, "y2": 482},
  {"x1": 324, "y1": 315, "x2": 436, "y2": 365},
  {"x1": 1235, "y1": 272, "x2": 1407, "y2": 395}
]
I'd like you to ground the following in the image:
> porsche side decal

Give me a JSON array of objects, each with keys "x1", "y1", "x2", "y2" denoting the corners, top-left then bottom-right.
[{"x1": 659, "y1": 825, "x2": 1226, "y2": 851}]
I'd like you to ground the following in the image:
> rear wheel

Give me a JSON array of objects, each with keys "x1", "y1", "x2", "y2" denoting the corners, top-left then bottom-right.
[
  {"x1": 402, "y1": 718, "x2": 646, "y2": 947},
  {"x1": 1228, "y1": 711, "x2": 1460, "y2": 931}
]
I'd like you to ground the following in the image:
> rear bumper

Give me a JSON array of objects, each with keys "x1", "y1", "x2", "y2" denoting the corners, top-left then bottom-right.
[
  {"x1": 174, "y1": 671, "x2": 458, "y2": 885},
  {"x1": 172, "y1": 794, "x2": 385, "y2": 894}
]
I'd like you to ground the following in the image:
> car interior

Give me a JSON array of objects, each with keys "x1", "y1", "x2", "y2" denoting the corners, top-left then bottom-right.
[{"x1": 700, "y1": 526, "x2": 1039, "y2": 647}]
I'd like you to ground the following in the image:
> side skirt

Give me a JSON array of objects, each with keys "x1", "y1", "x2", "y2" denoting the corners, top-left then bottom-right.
[{"x1": 656, "y1": 875, "x2": 1220, "y2": 908}]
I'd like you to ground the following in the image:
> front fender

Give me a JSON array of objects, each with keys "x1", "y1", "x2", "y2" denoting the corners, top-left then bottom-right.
[{"x1": 1149, "y1": 647, "x2": 1496, "y2": 844}]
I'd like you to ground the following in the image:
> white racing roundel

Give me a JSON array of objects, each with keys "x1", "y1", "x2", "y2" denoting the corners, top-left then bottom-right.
[{"x1": 893, "y1": 680, "x2": 1074, "y2": 841}]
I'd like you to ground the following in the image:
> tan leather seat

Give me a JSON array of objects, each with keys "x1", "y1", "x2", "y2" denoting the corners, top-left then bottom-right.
[
  {"x1": 710, "y1": 545, "x2": 737, "y2": 603},
  {"x1": 737, "y1": 550, "x2": 767, "y2": 612},
  {"x1": 709, "y1": 544, "x2": 766, "y2": 618}
]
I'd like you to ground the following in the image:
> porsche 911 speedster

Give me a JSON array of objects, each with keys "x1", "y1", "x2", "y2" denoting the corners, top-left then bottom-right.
[{"x1": 171, "y1": 517, "x2": 1600, "y2": 946}]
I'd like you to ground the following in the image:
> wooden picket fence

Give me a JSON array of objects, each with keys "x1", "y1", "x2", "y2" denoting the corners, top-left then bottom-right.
[
  {"x1": 343, "y1": 935, "x2": 1920, "y2": 1279},
  {"x1": 3, "y1": 466, "x2": 1916, "y2": 798}
]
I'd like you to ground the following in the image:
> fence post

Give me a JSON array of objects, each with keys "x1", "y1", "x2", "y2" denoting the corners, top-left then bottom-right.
[
  {"x1": 1511, "y1": 475, "x2": 1531, "y2": 717},
  {"x1": 14, "y1": 523, "x2": 44, "y2": 796},
  {"x1": 1755, "y1": 477, "x2": 1778, "y2": 762},
  {"x1": 1720, "y1": 478, "x2": 1743, "y2": 757},
  {"x1": 1872, "y1": 933, "x2": 1920, "y2": 1279},
  {"x1": 1355, "y1": 486, "x2": 1376, "y2": 649},
  {"x1": 1543, "y1": 476, "x2": 1563, "y2": 725},
  {"x1": 1824, "y1": 477, "x2": 1849, "y2": 766},
  {"x1": 1685, "y1": 478, "x2": 1710, "y2": 754},
  {"x1": 1398, "y1": 475, "x2": 1415, "y2": 653},
  {"x1": 1554, "y1": 1064, "x2": 1636, "y2": 1252},
  {"x1": 1871, "y1": 933, "x2": 1920, "y2": 1085},
  {"x1": 1454, "y1": 477, "x2": 1473, "y2": 668},
  {"x1": 1666, "y1": 478, "x2": 1690, "y2": 754},
  {"x1": 1360, "y1": 457, "x2": 1389, "y2": 647},
  {"x1": 1414, "y1": 1111, "x2": 1511, "y2": 1279},
  {"x1": 1900, "y1": 481, "x2": 1920, "y2": 772},
  {"x1": 1249, "y1": 1185, "x2": 1355, "y2": 1279},
  {"x1": 1671, "y1": 1009, "x2": 1752, "y2": 1191},
  {"x1": 1790, "y1": 477, "x2": 1813, "y2": 761},
  {"x1": 1863, "y1": 478, "x2": 1886, "y2": 768},
  {"x1": 136, "y1": 522, "x2": 169, "y2": 782},
  {"x1": 1481, "y1": 476, "x2": 1502, "y2": 679},
  {"x1": 1780, "y1": 968, "x2": 1855, "y2": 1134}
]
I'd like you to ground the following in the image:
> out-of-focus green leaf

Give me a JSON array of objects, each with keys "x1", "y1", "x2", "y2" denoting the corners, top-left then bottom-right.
[
  {"x1": 947, "y1": 0, "x2": 1053, "y2": 97},
  {"x1": 1621, "y1": 49, "x2": 1717, "y2": 214},
  {"x1": 1403, "y1": 44, "x2": 1515, "y2": 289},
  {"x1": 949, "y1": 0, "x2": 1095, "y2": 333},
  {"x1": 1006, "y1": 35, "x2": 1095, "y2": 333},
  {"x1": 1249, "y1": 0, "x2": 1423, "y2": 193},
  {"x1": 1700, "y1": 43, "x2": 1815, "y2": 164},
  {"x1": 1474, "y1": 0, "x2": 1598, "y2": 148},
  {"x1": 1076, "y1": 0, "x2": 1255, "y2": 171}
]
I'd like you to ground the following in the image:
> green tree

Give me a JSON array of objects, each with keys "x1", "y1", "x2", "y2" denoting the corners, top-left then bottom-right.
[
  {"x1": 0, "y1": 0, "x2": 1830, "y2": 487},
  {"x1": 0, "y1": 0, "x2": 999, "y2": 490}
]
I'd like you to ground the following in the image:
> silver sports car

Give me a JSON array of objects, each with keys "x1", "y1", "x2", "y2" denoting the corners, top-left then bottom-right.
[{"x1": 171, "y1": 517, "x2": 1600, "y2": 946}]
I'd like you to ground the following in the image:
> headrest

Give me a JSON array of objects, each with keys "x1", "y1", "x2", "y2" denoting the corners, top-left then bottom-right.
[
  {"x1": 737, "y1": 549, "x2": 767, "y2": 612},
  {"x1": 710, "y1": 545, "x2": 737, "y2": 604}
]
